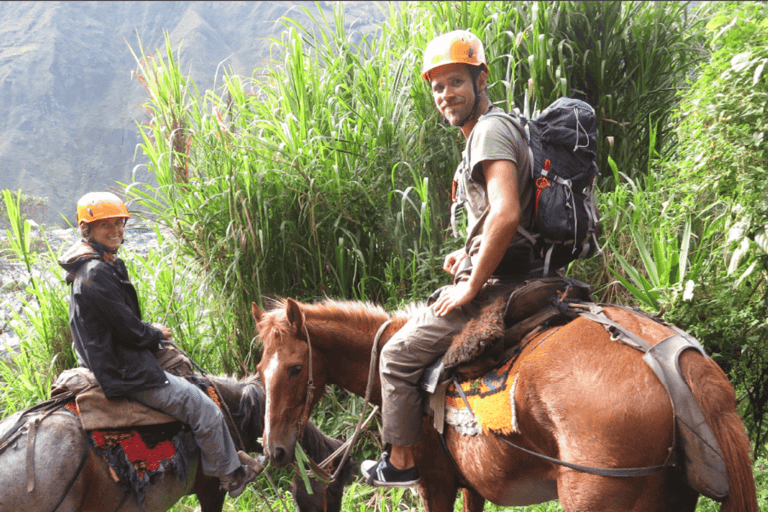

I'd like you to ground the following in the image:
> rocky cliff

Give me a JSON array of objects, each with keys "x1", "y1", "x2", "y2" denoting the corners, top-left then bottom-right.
[{"x1": 0, "y1": 1, "x2": 386, "y2": 225}]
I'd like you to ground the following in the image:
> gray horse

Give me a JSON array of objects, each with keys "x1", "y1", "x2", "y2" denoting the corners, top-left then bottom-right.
[{"x1": 0, "y1": 374, "x2": 354, "y2": 512}]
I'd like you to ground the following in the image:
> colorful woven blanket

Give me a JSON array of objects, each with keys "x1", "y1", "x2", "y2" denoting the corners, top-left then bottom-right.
[
  {"x1": 65, "y1": 401, "x2": 194, "y2": 504},
  {"x1": 445, "y1": 355, "x2": 519, "y2": 436}
]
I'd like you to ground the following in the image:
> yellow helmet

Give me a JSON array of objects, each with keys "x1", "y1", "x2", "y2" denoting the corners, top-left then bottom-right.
[
  {"x1": 421, "y1": 30, "x2": 488, "y2": 82},
  {"x1": 76, "y1": 192, "x2": 129, "y2": 225}
]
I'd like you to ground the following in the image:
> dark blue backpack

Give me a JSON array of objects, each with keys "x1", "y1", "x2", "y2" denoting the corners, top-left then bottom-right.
[{"x1": 493, "y1": 97, "x2": 602, "y2": 274}]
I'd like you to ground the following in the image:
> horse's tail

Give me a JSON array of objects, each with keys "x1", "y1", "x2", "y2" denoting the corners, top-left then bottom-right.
[{"x1": 680, "y1": 350, "x2": 758, "y2": 512}]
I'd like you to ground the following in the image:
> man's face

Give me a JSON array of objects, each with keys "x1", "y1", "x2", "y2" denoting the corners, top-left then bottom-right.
[
  {"x1": 88, "y1": 217, "x2": 125, "y2": 252},
  {"x1": 429, "y1": 63, "x2": 476, "y2": 127}
]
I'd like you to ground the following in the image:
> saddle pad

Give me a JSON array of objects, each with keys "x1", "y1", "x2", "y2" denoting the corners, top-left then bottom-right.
[
  {"x1": 445, "y1": 355, "x2": 519, "y2": 436},
  {"x1": 65, "y1": 401, "x2": 193, "y2": 504},
  {"x1": 76, "y1": 388, "x2": 178, "y2": 430}
]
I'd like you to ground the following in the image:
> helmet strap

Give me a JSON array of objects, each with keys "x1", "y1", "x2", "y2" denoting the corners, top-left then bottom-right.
[{"x1": 459, "y1": 69, "x2": 484, "y2": 128}]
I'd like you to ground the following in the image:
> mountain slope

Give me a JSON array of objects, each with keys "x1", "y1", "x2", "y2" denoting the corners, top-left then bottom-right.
[{"x1": 0, "y1": 1, "x2": 386, "y2": 225}]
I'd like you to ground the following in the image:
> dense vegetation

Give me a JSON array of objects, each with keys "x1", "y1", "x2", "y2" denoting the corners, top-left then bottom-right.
[{"x1": 2, "y1": 1, "x2": 767, "y2": 510}]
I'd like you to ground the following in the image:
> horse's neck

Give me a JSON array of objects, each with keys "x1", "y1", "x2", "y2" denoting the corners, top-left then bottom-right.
[{"x1": 312, "y1": 316, "x2": 407, "y2": 405}]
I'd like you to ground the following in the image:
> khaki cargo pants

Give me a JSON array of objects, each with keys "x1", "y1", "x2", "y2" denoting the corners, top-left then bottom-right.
[{"x1": 379, "y1": 297, "x2": 482, "y2": 446}]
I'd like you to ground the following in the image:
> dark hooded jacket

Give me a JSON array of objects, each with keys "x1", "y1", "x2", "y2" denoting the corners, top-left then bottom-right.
[{"x1": 59, "y1": 240, "x2": 168, "y2": 398}]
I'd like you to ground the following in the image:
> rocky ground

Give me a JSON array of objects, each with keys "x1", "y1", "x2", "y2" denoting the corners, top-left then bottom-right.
[{"x1": 0, "y1": 221, "x2": 171, "y2": 355}]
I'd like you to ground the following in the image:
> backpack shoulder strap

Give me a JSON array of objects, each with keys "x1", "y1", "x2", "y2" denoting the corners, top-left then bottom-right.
[
  {"x1": 481, "y1": 109, "x2": 536, "y2": 180},
  {"x1": 482, "y1": 109, "x2": 529, "y2": 142}
]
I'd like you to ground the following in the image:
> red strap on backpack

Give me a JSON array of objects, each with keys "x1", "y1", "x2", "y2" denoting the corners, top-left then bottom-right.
[{"x1": 535, "y1": 159, "x2": 552, "y2": 218}]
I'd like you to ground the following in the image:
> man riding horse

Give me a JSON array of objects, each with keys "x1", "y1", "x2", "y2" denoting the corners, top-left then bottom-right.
[
  {"x1": 361, "y1": 30, "x2": 550, "y2": 487},
  {"x1": 59, "y1": 192, "x2": 259, "y2": 498}
]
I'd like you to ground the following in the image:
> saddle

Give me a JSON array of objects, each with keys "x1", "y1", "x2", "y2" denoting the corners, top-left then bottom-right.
[
  {"x1": 50, "y1": 345, "x2": 197, "y2": 430},
  {"x1": 422, "y1": 276, "x2": 592, "y2": 390}
]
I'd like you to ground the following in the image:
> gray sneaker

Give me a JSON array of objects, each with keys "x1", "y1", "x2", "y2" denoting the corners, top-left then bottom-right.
[
  {"x1": 220, "y1": 465, "x2": 257, "y2": 498},
  {"x1": 220, "y1": 451, "x2": 264, "y2": 498}
]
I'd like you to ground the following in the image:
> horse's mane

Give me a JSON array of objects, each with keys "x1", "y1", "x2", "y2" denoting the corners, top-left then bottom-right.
[
  {"x1": 207, "y1": 374, "x2": 266, "y2": 444},
  {"x1": 260, "y1": 297, "x2": 418, "y2": 335}
]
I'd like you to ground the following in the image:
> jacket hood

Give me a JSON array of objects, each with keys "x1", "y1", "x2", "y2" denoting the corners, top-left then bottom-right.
[{"x1": 59, "y1": 240, "x2": 114, "y2": 283}]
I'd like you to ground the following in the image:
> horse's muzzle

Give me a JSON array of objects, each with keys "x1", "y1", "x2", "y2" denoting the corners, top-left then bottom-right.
[{"x1": 266, "y1": 440, "x2": 295, "y2": 468}]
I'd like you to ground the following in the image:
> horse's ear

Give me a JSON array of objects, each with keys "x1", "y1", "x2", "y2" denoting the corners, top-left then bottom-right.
[
  {"x1": 252, "y1": 301, "x2": 263, "y2": 322},
  {"x1": 285, "y1": 298, "x2": 305, "y2": 336}
]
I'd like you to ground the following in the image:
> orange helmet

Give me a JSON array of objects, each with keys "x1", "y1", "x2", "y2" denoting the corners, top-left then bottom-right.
[
  {"x1": 76, "y1": 192, "x2": 129, "y2": 225},
  {"x1": 421, "y1": 30, "x2": 488, "y2": 82}
]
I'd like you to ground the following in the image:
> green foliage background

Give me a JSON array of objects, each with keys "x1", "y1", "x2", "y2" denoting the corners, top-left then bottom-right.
[
  {"x1": 2, "y1": 1, "x2": 767, "y2": 510},
  {"x1": 125, "y1": 0, "x2": 711, "y2": 369}
]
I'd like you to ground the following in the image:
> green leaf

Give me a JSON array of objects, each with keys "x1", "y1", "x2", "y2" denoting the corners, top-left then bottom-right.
[
  {"x1": 755, "y1": 225, "x2": 768, "y2": 255},
  {"x1": 730, "y1": 51, "x2": 752, "y2": 73},
  {"x1": 294, "y1": 443, "x2": 314, "y2": 495},
  {"x1": 754, "y1": 59, "x2": 766, "y2": 85}
]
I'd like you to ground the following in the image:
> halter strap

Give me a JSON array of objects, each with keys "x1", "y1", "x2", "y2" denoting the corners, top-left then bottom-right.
[{"x1": 296, "y1": 324, "x2": 315, "y2": 444}]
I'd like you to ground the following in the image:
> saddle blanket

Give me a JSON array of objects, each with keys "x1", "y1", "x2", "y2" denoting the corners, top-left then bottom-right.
[
  {"x1": 65, "y1": 401, "x2": 193, "y2": 504},
  {"x1": 444, "y1": 355, "x2": 519, "y2": 436}
]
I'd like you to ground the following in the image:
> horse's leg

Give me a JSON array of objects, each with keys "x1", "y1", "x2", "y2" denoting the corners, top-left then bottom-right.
[
  {"x1": 414, "y1": 420, "x2": 462, "y2": 512},
  {"x1": 461, "y1": 487, "x2": 485, "y2": 512},
  {"x1": 192, "y1": 469, "x2": 226, "y2": 512},
  {"x1": 556, "y1": 469, "x2": 698, "y2": 512}
]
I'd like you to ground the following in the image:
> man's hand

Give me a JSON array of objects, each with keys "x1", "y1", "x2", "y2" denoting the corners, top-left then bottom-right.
[
  {"x1": 443, "y1": 248, "x2": 468, "y2": 276},
  {"x1": 433, "y1": 280, "x2": 481, "y2": 317},
  {"x1": 151, "y1": 323, "x2": 173, "y2": 341}
]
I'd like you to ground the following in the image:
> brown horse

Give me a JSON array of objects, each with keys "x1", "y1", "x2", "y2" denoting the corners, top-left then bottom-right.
[
  {"x1": 0, "y1": 373, "x2": 354, "y2": 512},
  {"x1": 253, "y1": 297, "x2": 757, "y2": 512}
]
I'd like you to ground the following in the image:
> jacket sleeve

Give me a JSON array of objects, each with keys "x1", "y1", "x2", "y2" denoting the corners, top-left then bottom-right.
[{"x1": 77, "y1": 263, "x2": 164, "y2": 351}]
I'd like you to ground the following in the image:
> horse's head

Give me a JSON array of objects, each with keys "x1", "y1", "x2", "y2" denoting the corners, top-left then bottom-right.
[{"x1": 253, "y1": 299, "x2": 324, "y2": 468}]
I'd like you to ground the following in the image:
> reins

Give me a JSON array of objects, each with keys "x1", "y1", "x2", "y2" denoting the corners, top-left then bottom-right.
[{"x1": 296, "y1": 319, "x2": 391, "y2": 486}]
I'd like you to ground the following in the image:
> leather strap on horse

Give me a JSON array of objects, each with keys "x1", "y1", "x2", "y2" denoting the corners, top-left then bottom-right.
[
  {"x1": 297, "y1": 324, "x2": 316, "y2": 446},
  {"x1": 25, "y1": 417, "x2": 40, "y2": 492},
  {"x1": 452, "y1": 377, "x2": 675, "y2": 477}
]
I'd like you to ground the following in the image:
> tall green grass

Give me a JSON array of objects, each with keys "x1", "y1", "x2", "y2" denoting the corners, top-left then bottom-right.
[
  {"x1": 0, "y1": 190, "x2": 73, "y2": 413},
  {"x1": 126, "y1": 1, "x2": 710, "y2": 367}
]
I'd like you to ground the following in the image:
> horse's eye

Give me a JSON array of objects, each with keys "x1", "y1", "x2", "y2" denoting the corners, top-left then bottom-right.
[{"x1": 288, "y1": 364, "x2": 302, "y2": 377}]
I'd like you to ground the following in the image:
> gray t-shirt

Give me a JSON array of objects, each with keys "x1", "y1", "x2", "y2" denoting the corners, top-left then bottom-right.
[{"x1": 453, "y1": 106, "x2": 535, "y2": 258}]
